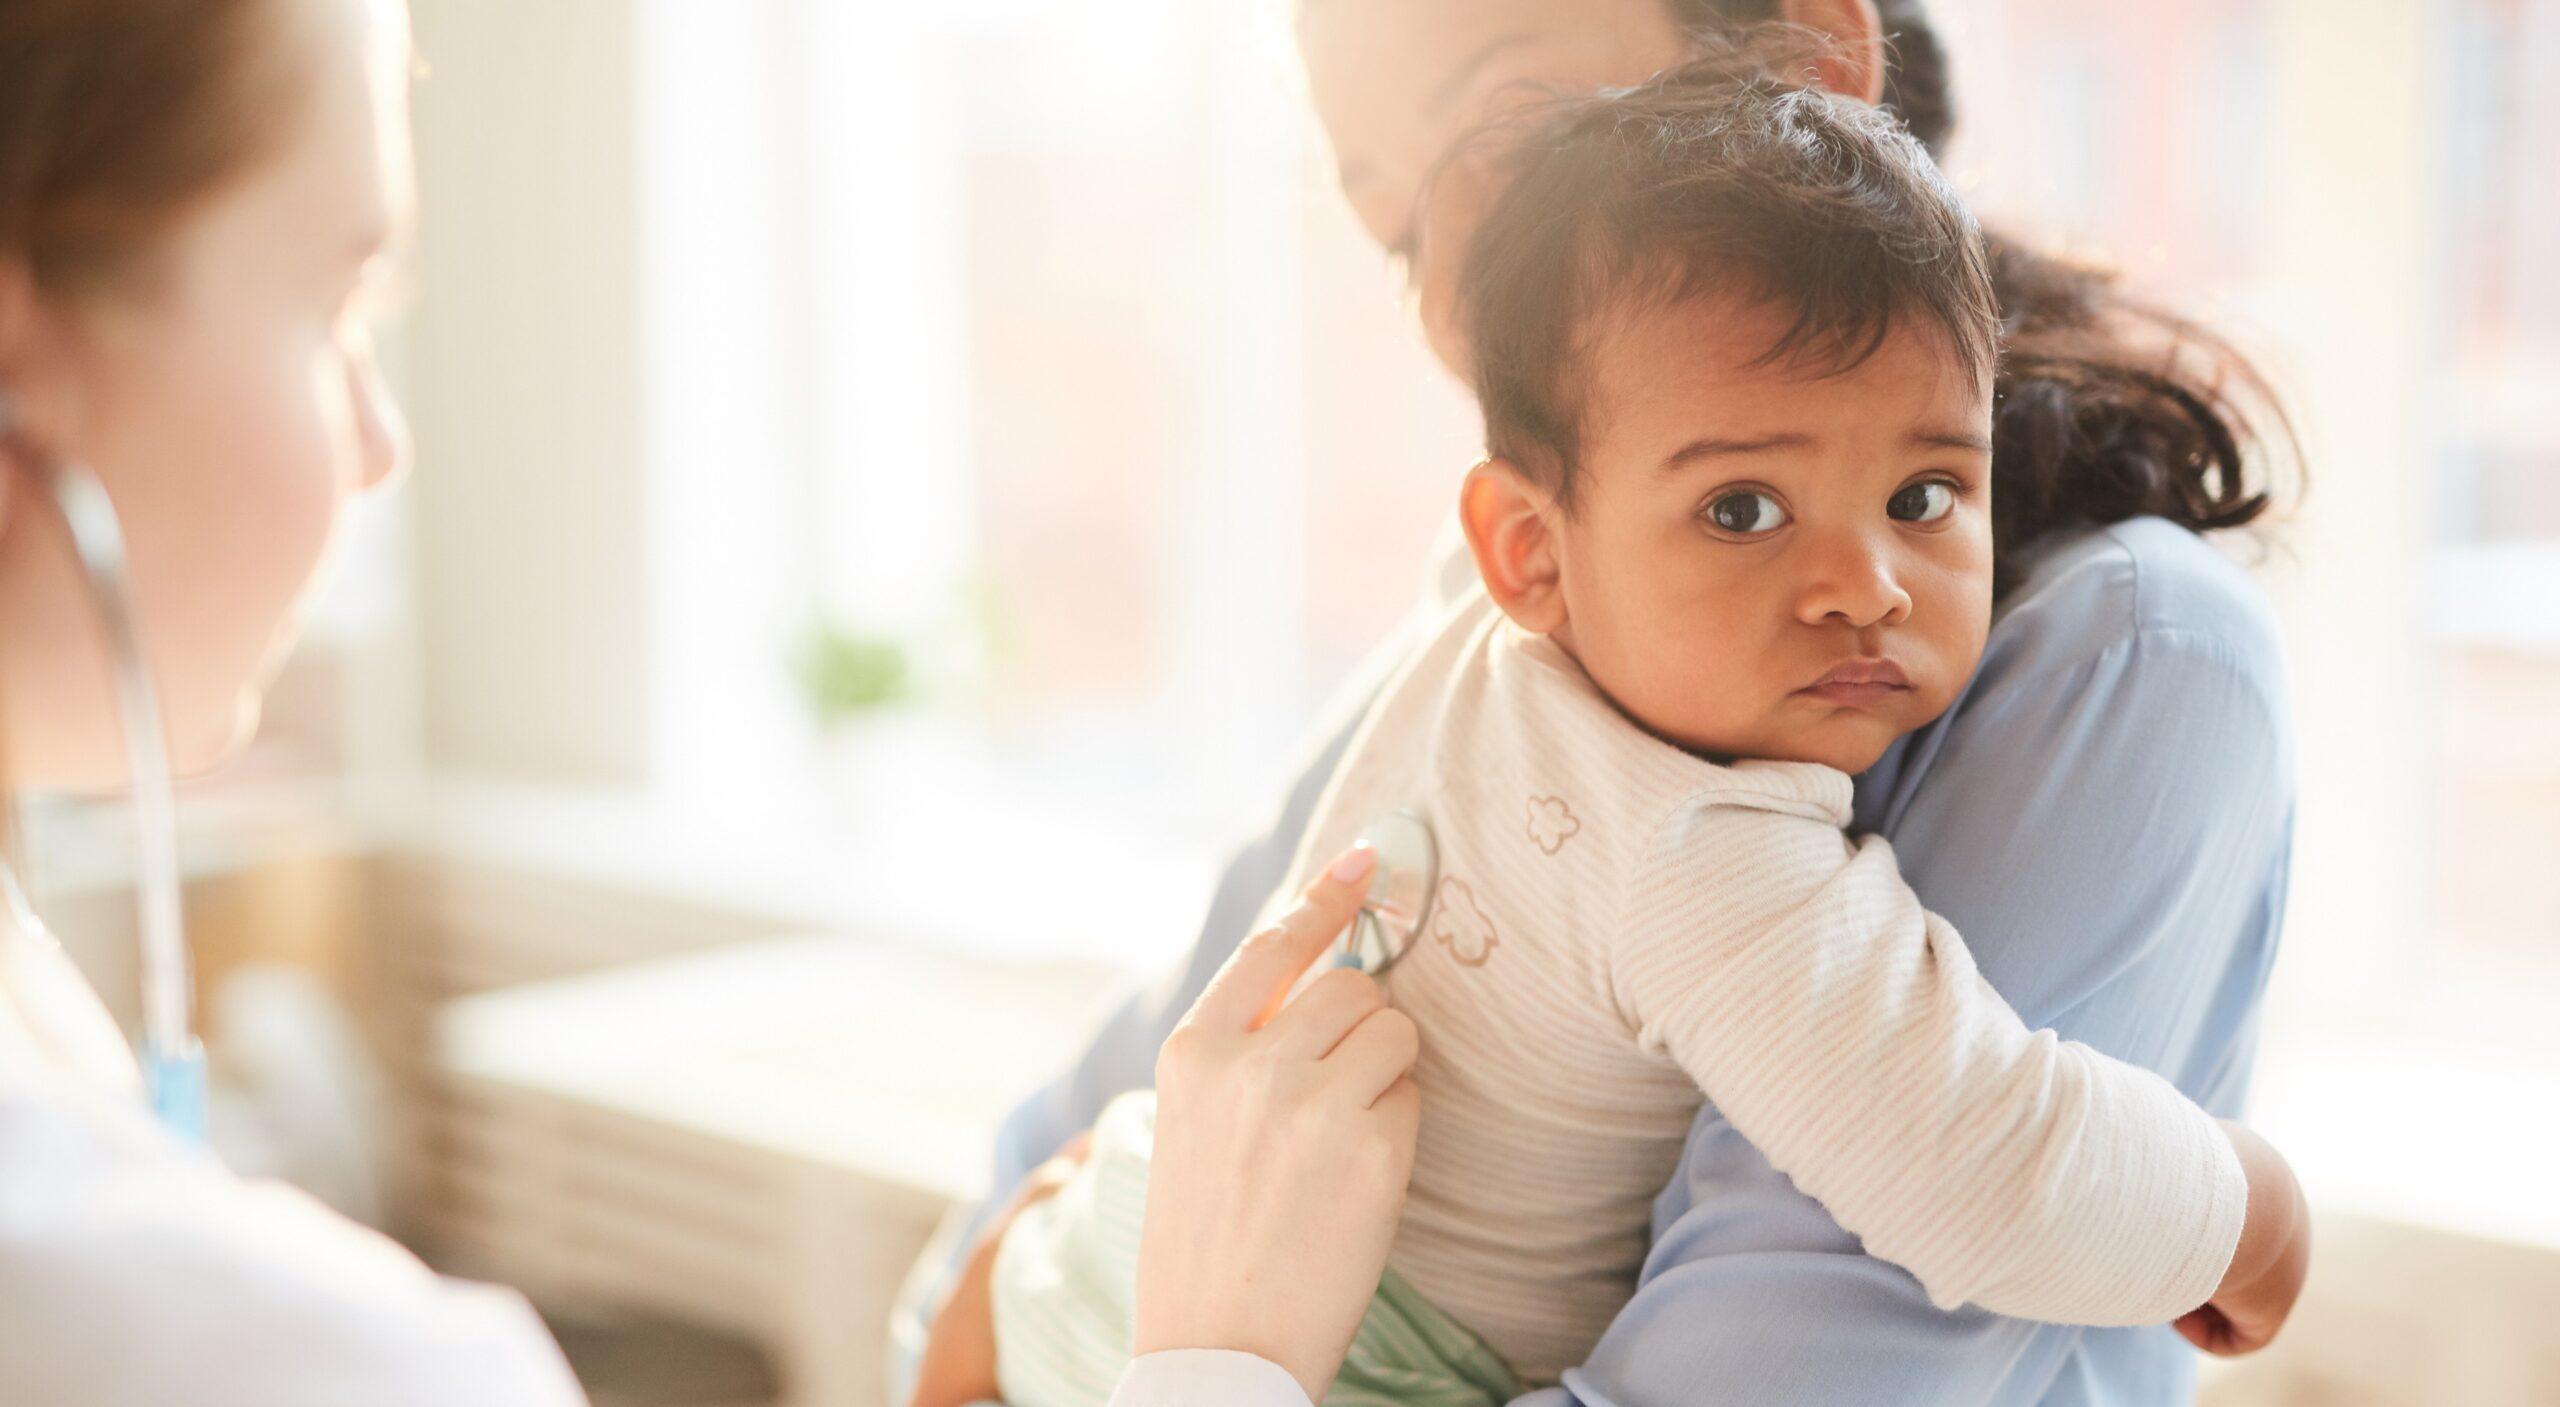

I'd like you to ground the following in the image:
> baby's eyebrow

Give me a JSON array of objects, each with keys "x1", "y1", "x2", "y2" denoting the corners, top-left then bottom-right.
[
  {"x1": 1659, "y1": 433, "x2": 1811, "y2": 472},
  {"x1": 1909, "y1": 429, "x2": 1994, "y2": 453}
]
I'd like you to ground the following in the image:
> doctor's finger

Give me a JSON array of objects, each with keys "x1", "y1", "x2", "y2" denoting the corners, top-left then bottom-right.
[
  {"x1": 1265, "y1": 964, "x2": 1387, "y2": 1060},
  {"x1": 1189, "y1": 845, "x2": 1377, "y2": 1036},
  {"x1": 1322, "y1": 1006, "x2": 1421, "y2": 1106},
  {"x1": 1376, "y1": 1074, "x2": 1421, "y2": 1142}
]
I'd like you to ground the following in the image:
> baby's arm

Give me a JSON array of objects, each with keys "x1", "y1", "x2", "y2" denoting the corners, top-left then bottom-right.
[
  {"x1": 2189, "y1": 1121, "x2": 2309, "y2": 1354},
  {"x1": 1612, "y1": 800, "x2": 2297, "y2": 1332},
  {"x1": 908, "y1": 1229, "x2": 1004, "y2": 1407},
  {"x1": 905, "y1": 1132, "x2": 1097, "y2": 1407}
]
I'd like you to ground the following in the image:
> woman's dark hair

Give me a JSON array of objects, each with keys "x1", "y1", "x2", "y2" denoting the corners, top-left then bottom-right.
[
  {"x1": 1464, "y1": 55, "x2": 2000, "y2": 517},
  {"x1": 1638, "y1": 2, "x2": 2293, "y2": 595}
]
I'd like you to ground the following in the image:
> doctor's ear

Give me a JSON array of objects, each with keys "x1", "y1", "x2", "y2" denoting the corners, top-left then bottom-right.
[
  {"x1": 0, "y1": 262, "x2": 75, "y2": 531},
  {"x1": 0, "y1": 263, "x2": 37, "y2": 515},
  {"x1": 0, "y1": 389, "x2": 23, "y2": 537},
  {"x1": 1459, "y1": 457, "x2": 1568, "y2": 635}
]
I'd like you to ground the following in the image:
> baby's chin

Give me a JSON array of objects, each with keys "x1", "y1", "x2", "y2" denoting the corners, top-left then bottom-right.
[
  {"x1": 1679, "y1": 713, "x2": 1905, "y2": 776},
  {"x1": 1783, "y1": 731, "x2": 1898, "y2": 776}
]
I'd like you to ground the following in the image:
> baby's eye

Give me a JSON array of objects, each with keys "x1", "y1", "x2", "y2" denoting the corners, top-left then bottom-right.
[
  {"x1": 1888, "y1": 480, "x2": 1958, "y2": 525},
  {"x1": 1704, "y1": 490, "x2": 1790, "y2": 536}
]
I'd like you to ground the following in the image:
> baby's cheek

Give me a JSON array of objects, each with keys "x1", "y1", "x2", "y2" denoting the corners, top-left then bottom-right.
[{"x1": 1627, "y1": 634, "x2": 1770, "y2": 756}]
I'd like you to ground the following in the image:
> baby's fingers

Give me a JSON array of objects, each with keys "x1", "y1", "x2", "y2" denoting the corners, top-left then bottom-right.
[{"x1": 2175, "y1": 1300, "x2": 2270, "y2": 1357}]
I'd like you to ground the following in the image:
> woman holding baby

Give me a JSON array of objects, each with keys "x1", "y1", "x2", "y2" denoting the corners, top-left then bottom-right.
[
  {"x1": 0, "y1": 0, "x2": 2298, "y2": 1401},
  {"x1": 910, "y1": 2, "x2": 2307, "y2": 1406}
]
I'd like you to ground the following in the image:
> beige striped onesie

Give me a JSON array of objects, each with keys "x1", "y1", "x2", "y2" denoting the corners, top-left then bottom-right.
[{"x1": 1252, "y1": 586, "x2": 2246, "y2": 1386}]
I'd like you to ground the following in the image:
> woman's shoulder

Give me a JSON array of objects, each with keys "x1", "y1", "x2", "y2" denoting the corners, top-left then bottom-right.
[{"x1": 1991, "y1": 517, "x2": 2286, "y2": 693}]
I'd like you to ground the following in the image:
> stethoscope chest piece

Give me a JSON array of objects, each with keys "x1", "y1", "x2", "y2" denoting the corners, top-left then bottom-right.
[{"x1": 1345, "y1": 810, "x2": 1437, "y2": 975}]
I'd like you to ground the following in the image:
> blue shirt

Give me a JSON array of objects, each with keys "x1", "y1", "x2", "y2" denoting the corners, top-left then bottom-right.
[{"x1": 927, "y1": 517, "x2": 2295, "y2": 1407}]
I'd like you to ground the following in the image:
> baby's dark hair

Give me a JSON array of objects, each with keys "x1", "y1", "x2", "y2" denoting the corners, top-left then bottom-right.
[
  {"x1": 1462, "y1": 31, "x2": 2294, "y2": 597},
  {"x1": 1463, "y1": 47, "x2": 1999, "y2": 516}
]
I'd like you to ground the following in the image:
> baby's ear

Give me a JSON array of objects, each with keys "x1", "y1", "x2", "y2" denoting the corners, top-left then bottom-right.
[{"x1": 1459, "y1": 458, "x2": 1568, "y2": 635}]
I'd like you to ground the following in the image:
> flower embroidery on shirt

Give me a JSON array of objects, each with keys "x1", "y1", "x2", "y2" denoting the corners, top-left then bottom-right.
[
  {"x1": 1526, "y1": 795, "x2": 1582, "y2": 856},
  {"x1": 1431, "y1": 877, "x2": 1499, "y2": 967}
]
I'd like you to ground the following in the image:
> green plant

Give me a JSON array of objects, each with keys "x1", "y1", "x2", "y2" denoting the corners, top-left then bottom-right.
[{"x1": 795, "y1": 622, "x2": 913, "y2": 730}]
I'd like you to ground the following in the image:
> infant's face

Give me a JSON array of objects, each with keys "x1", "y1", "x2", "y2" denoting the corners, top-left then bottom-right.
[{"x1": 1547, "y1": 296, "x2": 1994, "y2": 774}]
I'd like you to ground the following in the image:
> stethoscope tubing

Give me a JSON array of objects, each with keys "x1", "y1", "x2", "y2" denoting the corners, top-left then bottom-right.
[{"x1": 0, "y1": 393, "x2": 205, "y2": 1138}]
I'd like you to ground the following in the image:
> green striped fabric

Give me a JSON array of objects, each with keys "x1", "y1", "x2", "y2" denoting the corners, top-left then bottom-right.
[{"x1": 992, "y1": 1090, "x2": 1524, "y2": 1407}]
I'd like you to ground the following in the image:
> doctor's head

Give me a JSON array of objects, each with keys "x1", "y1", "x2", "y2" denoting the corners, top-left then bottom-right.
[{"x1": 0, "y1": 0, "x2": 414, "y2": 792}]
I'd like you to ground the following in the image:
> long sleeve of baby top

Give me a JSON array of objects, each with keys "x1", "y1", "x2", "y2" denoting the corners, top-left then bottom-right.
[
  {"x1": 1255, "y1": 589, "x2": 2247, "y2": 1382},
  {"x1": 1611, "y1": 776, "x2": 2249, "y2": 1326}
]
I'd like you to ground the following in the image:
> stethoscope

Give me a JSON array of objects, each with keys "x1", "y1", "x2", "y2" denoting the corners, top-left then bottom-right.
[
  {"x1": 1340, "y1": 810, "x2": 1439, "y2": 975},
  {"x1": 0, "y1": 391, "x2": 207, "y2": 1140}
]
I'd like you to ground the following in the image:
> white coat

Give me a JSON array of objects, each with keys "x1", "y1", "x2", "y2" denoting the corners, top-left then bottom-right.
[{"x1": 0, "y1": 890, "x2": 587, "y2": 1406}]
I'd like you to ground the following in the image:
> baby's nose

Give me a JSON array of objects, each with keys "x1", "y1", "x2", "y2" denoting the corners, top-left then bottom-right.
[{"x1": 1794, "y1": 539, "x2": 1913, "y2": 629}]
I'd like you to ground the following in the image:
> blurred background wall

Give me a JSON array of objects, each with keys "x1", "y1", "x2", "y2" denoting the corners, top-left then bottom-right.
[{"x1": 20, "y1": 0, "x2": 2559, "y2": 1403}]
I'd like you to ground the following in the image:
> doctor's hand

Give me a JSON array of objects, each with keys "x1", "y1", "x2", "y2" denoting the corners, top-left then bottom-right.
[{"x1": 1135, "y1": 845, "x2": 1423, "y2": 1407}]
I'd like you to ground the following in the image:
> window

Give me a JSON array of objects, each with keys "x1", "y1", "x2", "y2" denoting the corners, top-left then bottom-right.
[
  {"x1": 632, "y1": 0, "x2": 1474, "y2": 960},
  {"x1": 2428, "y1": 0, "x2": 2560, "y2": 958},
  {"x1": 1929, "y1": 0, "x2": 2556, "y2": 986},
  {"x1": 1930, "y1": 0, "x2": 2273, "y2": 299}
]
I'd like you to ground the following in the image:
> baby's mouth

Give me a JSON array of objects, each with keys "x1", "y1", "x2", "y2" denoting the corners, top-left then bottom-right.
[{"x1": 1793, "y1": 658, "x2": 1914, "y2": 707}]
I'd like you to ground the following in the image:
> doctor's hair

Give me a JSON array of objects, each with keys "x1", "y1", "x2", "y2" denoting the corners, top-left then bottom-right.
[
  {"x1": 0, "y1": 0, "x2": 314, "y2": 297},
  {"x1": 1461, "y1": 44, "x2": 1999, "y2": 509}
]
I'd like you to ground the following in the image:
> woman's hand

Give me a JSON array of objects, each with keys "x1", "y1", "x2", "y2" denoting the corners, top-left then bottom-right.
[{"x1": 1133, "y1": 845, "x2": 1423, "y2": 1406}]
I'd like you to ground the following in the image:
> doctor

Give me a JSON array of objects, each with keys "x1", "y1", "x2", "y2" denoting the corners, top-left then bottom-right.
[
  {"x1": 0, "y1": 0, "x2": 1414, "y2": 1399},
  {"x1": 0, "y1": 0, "x2": 584, "y2": 1399}
]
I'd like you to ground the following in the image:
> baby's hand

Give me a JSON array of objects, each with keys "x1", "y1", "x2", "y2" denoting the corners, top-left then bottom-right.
[{"x1": 2175, "y1": 1122, "x2": 2310, "y2": 1355}]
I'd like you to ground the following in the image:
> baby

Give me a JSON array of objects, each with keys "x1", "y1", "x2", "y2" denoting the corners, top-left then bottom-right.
[{"x1": 933, "y1": 56, "x2": 2305, "y2": 1407}]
